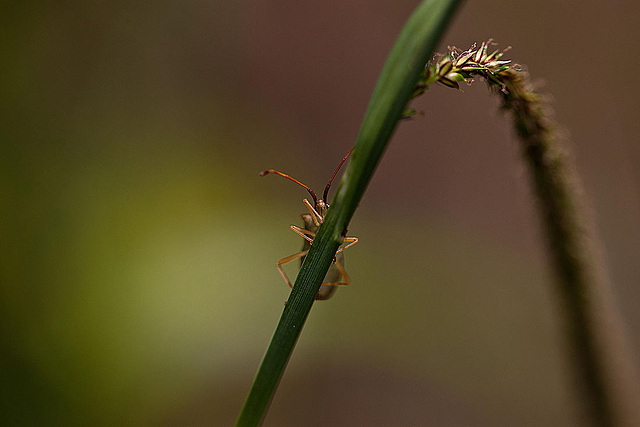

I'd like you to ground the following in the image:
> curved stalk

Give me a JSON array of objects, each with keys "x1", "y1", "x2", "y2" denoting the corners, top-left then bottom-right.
[{"x1": 413, "y1": 42, "x2": 640, "y2": 427}]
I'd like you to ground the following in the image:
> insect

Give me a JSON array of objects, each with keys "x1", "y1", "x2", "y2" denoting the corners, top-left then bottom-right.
[{"x1": 260, "y1": 148, "x2": 358, "y2": 300}]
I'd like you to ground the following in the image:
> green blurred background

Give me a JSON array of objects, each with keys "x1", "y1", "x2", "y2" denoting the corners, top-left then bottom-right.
[{"x1": 2, "y1": 1, "x2": 639, "y2": 425}]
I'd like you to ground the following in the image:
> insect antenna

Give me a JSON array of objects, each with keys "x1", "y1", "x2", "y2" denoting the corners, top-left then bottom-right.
[
  {"x1": 322, "y1": 147, "x2": 354, "y2": 202},
  {"x1": 260, "y1": 169, "x2": 318, "y2": 205}
]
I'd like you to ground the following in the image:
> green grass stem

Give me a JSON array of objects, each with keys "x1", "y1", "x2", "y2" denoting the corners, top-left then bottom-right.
[{"x1": 235, "y1": 1, "x2": 462, "y2": 425}]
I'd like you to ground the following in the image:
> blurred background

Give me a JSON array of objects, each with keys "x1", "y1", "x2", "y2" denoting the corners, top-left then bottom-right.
[{"x1": 2, "y1": 1, "x2": 639, "y2": 425}]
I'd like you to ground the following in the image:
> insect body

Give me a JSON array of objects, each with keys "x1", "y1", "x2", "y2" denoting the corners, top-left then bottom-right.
[{"x1": 260, "y1": 148, "x2": 358, "y2": 300}]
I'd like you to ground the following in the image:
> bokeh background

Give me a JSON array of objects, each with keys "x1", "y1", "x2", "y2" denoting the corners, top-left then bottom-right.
[{"x1": 2, "y1": 1, "x2": 639, "y2": 425}]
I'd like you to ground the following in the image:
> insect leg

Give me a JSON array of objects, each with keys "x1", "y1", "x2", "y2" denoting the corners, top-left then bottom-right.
[
  {"x1": 336, "y1": 236, "x2": 358, "y2": 255},
  {"x1": 290, "y1": 225, "x2": 315, "y2": 244},
  {"x1": 315, "y1": 258, "x2": 351, "y2": 301},
  {"x1": 276, "y1": 250, "x2": 308, "y2": 289},
  {"x1": 303, "y1": 199, "x2": 324, "y2": 226}
]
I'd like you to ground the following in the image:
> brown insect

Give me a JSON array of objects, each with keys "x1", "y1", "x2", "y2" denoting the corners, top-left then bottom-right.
[{"x1": 260, "y1": 148, "x2": 358, "y2": 300}]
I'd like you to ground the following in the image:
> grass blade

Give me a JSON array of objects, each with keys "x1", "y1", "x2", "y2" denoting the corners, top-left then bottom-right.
[{"x1": 235, "y1": 1, "x2": 463, "y2": 425}]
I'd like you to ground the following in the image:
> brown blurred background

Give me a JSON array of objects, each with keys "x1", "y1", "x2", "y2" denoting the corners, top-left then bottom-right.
[{"x1": 1, "y1": 1, "x2": 638, "y2": 425}]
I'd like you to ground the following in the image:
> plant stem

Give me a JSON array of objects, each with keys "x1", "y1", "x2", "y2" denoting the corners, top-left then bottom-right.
[
  {"x1": 235, "y1": 1, "x2": 462, "y2": 425},
  {"x1": 501, "y1": 73, "x2": 640, "y2": 427},
  {"x1": 413, "y1": 42, "x2": 640, "y2": 427}
]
